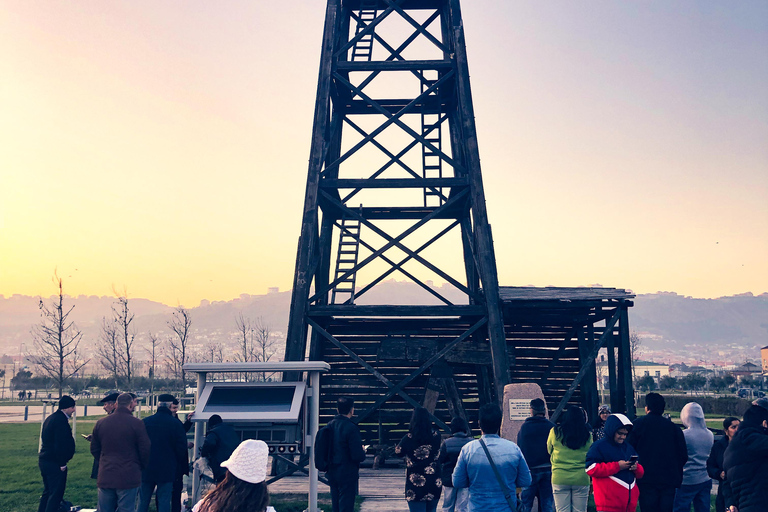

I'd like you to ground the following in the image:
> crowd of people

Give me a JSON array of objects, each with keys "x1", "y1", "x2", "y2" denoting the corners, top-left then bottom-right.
[
  {"x1": 37, "y1": 392, "x2": 244, "y2": 512},
  {"x1": 320, "y1": 394, "x2": 767, "y2": 512},
  {"x1": 37, "y1": 392, "x2": 768, "y2": 512}
]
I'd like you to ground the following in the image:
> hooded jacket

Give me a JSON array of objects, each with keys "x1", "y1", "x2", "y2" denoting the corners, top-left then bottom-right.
[
  {"x1": 723, "y1": 407, "x2": 768, "y2": 512},
  {"x1": 679, "y1": 402, "x2": 714, "y2": 486},
  {"x1": 586, "y1": 414, "x2": 644, "y2": 512},
  {"x1": 201, "y1": 421, "x2": 240, "y2": 481}
]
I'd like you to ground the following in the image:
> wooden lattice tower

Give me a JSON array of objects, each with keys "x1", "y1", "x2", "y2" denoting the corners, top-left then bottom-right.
[
  {"x1": 283, "y1": 0, "x2": 636, "y2": 445},
  {"x1": 284, "y1": 0, "x2": 509, "y2": 438}
]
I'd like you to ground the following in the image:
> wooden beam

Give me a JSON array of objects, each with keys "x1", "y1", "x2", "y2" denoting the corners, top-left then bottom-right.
[
  {"x1": 284, "y1": 0, "x2": 342, "y2": 376},
  {"x1": 354, "y1": 317, "x2": 487, "y2": 425},
  {"x1": 619, "y1": 305, "x2": 636, "y2": 418},
  {"x1": 322, "y1": 177, "x2": 468, "y2": 189},
  {"x1": 550, "y1": 308, "x2": 621, "y2": 422},
  {"x1": 539, "y1": 329, "x2": 576, "y2": 386}
]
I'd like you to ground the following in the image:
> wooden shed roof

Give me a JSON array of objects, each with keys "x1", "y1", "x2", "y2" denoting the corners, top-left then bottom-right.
[{"x1": 499, "y1": 286, "x2": 635, "y2": 302}]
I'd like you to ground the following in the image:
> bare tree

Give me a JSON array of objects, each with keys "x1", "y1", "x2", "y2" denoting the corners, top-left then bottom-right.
[
  {"x1": 206, "y1": 342, "x2": 225, "y2": 363},
  {"x1": 234, "y1": 313, "x2": 254, "y2": 363},
  {"x1": 629, "y1": 331, "x2": 642, "y2": 380},
  {"x1": 146, "y1": 332, "x2": 160, "y2": 394},
  {"x1": 98, "y1": 317, "x2": 121, "y2": 389},
  {"x1": 167, "y1": 306, "x2": 192, "y2": 390},
  {"x1": 30, "y1": 274, "x2": 89, "y2": 397},
  {"x1": 253, "y1": 318, "x2": 277, "y2": 381},
  {"x1": 112, "y1": 294, "x2": 136, "y2": 386}
]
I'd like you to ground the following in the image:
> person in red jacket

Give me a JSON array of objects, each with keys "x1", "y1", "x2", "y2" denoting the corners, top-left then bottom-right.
[{"x1": 586, "y1": 414, "x2": 644, "y2": 512}]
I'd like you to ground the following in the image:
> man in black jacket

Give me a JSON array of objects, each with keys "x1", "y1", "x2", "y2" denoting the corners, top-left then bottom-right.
[
  {"x1": 200, "y1": 414, "x2": 239, "y2": 483},
  {"x1": 707, "y1": 416, "x2": 739, "y2": 512},
  {"x1": 438, "y1": 417, "x2": 474, "y2": 512},
  {"x1": 327, "y1": 396, "x2": 366, "y2": 512},
  {"x1": 38, "y1": 396, "x2": 76, "y2": 512},
  {"x1": 724, "y1": 405, "x2": 768, "y2": 512},
  {"x1": 138, "y1": 394, "x2": 188, "y2": 512},
  {"x1": 516, "y1": 398, "x2": 555, "y2": 512},
  {"x1": 627, "y1": 392, "x2": 688, "y2": 512}
]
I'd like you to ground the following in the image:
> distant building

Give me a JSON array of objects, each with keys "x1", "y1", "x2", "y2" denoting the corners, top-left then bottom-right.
[
  {"x1": 268, "y1": 287, "x2": 279, "y2": 294},
  {"x1": 634, "y1": 360, "x2": 671, "y2": 381},
  {"x1": 762, "y1": 346, "x2": 768, "y2": 375},
  {"x1": 732, "y1": 361, "x2": 762, "y2": 382}
]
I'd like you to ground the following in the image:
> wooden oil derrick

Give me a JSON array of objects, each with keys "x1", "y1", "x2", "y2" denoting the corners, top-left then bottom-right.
[{"x1": 284, "y1": 0, "x2": 636, "y2": 446}]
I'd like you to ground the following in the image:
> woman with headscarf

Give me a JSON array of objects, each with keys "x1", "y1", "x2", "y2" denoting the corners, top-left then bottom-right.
[
  {"x1": 592, "y1": 405, "x2": 611, "y2": 441},
  {"x1": 707, "y1": 416, "x2": 739, "y2": 512},
  {"x1": 586, "y1": 414, "x2": 644, "y2": 512},
  {"x1": 192, "y1": 439, "x2": 275, "y2": 512},
  {"x1": 395, "y1": 406, "x2": 443, "y2": 512},
  {"x1": 547, "y1": 406, "x2": 593, "y2": 512}
]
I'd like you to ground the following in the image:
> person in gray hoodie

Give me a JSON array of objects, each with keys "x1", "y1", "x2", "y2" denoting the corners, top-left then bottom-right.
[{"x1": 673, "y1": 402, "x2": 714, "y2": 512}]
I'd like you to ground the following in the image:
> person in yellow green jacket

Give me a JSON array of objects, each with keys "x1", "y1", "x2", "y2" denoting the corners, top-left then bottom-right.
[{"x1": 547, "y1": 406, "x2": 593, "y2": 512}]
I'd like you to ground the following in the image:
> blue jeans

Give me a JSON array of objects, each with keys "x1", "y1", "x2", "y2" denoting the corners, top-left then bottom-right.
[
  {"x1": 673, "y1": 480, "x2": 712, "y2": 512},
  {"x1": 520, "y1": 470, "x2": 554, "y2": 512},
  {"x1": 98, "y1": 487, "x2": 139, "y2": 512},
  {"x1": 138, "y1": 481, "x2": 173, "y2": 512},
  {"x1": 408, "y1": 500, "x2": 439, "y2": 512},
  {"x1": 442, "y1": 486, "x2": 469, "y2": 512}
]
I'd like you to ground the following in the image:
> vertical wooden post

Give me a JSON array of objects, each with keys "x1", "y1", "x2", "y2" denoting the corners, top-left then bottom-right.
[
  {"x1": 619, "y1": 305, "x2": 636, "y2": 418},
  {"x1": 607, "y1": 335, "x2": 618, "y2": 412},
  {"x1": 284, "y1": 0, "x2": 341, "y2": 378}
]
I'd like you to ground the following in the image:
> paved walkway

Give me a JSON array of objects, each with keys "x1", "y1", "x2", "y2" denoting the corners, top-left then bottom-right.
[{"x1": 268, "y1": 467, "x2": 421, "y2": 512}]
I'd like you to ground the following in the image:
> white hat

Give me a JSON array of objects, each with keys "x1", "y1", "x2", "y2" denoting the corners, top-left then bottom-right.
[{"x1": 220, "y1": 440, "x2": 269, "y2": 484}]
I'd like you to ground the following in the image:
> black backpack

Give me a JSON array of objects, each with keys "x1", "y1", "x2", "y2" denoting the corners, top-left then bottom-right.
[{"x1": 314, "y1": 421, "x2": 335, "y2": 471}]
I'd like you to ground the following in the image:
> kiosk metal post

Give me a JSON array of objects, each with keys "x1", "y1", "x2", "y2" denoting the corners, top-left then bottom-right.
[{"x1": 184, "y1": 362, "x2": 329, "y2": 510}]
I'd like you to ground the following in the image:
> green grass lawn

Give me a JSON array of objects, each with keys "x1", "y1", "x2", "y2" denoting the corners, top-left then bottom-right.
[{"x1": 0, "y1": 422, "x2": 359, "y2": 512}]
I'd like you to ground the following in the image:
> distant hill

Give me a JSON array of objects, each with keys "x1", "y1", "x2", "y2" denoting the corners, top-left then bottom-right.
[{"x1": 2, "y1": 283, "x2": 766, "y2": 361}]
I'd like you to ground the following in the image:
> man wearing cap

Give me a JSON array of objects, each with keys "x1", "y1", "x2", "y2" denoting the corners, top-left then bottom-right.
[
  {"x1": 86, "y1": 392, "x2": 119, "y2": 480},
  {"x1": 138, "y1": 394, "x2": 188, "y2": 512},
  {"x1": 201, "y1": 414, "x2": 240, "y2": 484},
  {"x1": 38, "y1": 396, "x2": 76, "y2": 512},
  {"x1": 91, "y1": 392, "x2": 151, "y2": 512},
  {"x1": 517, "y1": 398, "x2": 555, "y2": 512}
]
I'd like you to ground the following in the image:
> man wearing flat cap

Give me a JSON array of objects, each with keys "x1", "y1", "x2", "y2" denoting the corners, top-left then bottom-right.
[
  {"x1": 138, "y1": 394, "x2": 188, "y2": 512},
  {"x1": 86, "y1": 392, "x2": 120, "y2": 479},
  {"x1": 91, "y1": 392, "x2": 151, "y2": 512},
  {"x1": 38, "y1": 395, "x2": 76, "y2": 512}
]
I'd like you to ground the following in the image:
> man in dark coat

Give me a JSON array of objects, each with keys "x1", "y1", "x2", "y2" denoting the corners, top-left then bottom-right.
[
  {"x1": 200, "y1": 414, "x2": 239, "y2": 483},
  {"x1": 723, "y1": 405, "x2": 768, "y2": 512},
  {"x1": 516, "y1": 398, "x2": 555, "y2": 512},
  {"x1": 326, "y1": 396, "x2": 366, "y2": 512},
  {"x1": 438, "y1": 417, "x2": 474, "y2": 512},
  {"x1": 91, "y1": 392, "x2": 151, "y2": 512},
  {"x1": 87, "y1": 392, "x2": 119, "y2": 480},
  {"x1": 627, "y1": 392, "x2": 688, "y2": 512},
  {"x1": 707, "y1": 416, "x2": 739, "y2": 512},
  {"x1": 138, "y1": 394, "x2": 188, "y2": 512},
  {"x1": 38, "y1": 396, "x2": 76, "y2": 512},
  {"x1": 168, "y1": 398, "x2": 191, "y2": 512}
]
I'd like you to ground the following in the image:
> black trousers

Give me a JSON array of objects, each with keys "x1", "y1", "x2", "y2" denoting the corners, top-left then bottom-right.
[
  {"x1": 638, "y1": 483, "x2": 677, "y2": 512},
  {"x1": 327, "y1": 470, "x2": 358, "y2": 512},
  {"x1": 38, "y1": 460, "x2": 67, "y2": 512}
]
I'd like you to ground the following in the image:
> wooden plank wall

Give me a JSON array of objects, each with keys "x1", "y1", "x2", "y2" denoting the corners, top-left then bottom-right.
[{"x1": 313, "y1": 300, "x2": 627, "y2": 445}]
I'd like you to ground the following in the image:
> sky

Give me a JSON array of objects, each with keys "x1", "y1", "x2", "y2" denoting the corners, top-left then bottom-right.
[{"x1": 1, "y1": 1, "x2": 766, "y2": 307}]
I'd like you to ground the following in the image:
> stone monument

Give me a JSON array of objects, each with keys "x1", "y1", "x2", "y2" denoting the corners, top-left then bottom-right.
[{"x1": 500, "y1": 383, "x2": 549, "y2": 443}]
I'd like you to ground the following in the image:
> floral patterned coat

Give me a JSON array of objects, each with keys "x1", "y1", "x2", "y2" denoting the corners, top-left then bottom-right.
[{"x1": 395, "y1": 430, "x2": 443, "y2": 502}]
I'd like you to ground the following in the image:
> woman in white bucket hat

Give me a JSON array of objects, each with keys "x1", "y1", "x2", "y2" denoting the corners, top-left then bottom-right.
[{"x1": 192, "y1": 439, "x2": 275, "y2": 512}]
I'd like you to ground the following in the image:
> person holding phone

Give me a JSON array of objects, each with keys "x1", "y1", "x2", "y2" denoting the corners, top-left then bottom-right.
[{"x1": 586, "y1": 414, "x2": 644, "y2": 512}]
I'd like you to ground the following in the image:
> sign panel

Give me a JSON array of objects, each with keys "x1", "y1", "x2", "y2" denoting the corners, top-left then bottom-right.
[{"x1": 508, "y1": 399, "x2": 530, "y2": 420}]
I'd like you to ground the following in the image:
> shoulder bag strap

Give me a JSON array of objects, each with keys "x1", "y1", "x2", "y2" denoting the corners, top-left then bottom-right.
[{"x1": 478, "y1": 438, "x2": 517, "y2": 512}]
